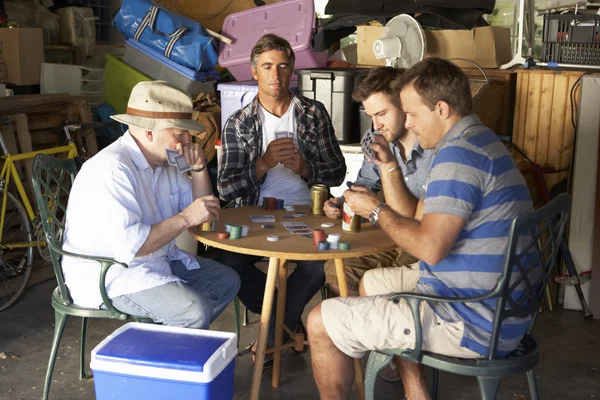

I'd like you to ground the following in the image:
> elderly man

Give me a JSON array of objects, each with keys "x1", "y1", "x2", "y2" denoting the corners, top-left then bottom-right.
[
  {"x1": 62, "y1": 81, "x2": 240, "y2": 329},
  {"x1": 217, "y1": 34, "x2": 346, "y2": 365},
  {"x1": 308, "y1": 58, "x2": 533, "y2": 400}
]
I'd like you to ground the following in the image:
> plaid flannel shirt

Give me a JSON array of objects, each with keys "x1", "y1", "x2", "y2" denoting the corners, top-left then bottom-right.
[{"x1": 217, "y1": 92, "x2": 346, "y2": 207}]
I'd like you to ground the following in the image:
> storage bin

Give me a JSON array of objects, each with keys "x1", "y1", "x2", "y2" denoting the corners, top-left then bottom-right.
[
  {"x1": 217, "y1": 80, "x2": 298, "y2": 132},
  {"x1": 331, "y1": 144, "x2": 364, "y2": 198},
  {"x1": 541, "y1": 13, "x2": 600, "y2": 65},
  {"x1": 90, "y1": 322, "x2": 237, "y2": 400},
  {"x1": 123, "y1": 39, "x2": 220, "y2": 96},
  {"x1": 217, "y1": 0, "x2": 328, "y2": 82},
  {"x1": 104, "y1": 54, "x2": 152, "y2": 114},
  {"x1": 41, "y1": 63, "x2": 104, "y2": 106},
  {"x1": 296, "y1": 68, "x2": 369, "y2": 144}
]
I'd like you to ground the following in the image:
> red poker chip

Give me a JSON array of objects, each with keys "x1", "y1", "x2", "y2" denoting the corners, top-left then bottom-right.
[{"x1": 217, "y1": 232, "x2": 230, "y2": 239}]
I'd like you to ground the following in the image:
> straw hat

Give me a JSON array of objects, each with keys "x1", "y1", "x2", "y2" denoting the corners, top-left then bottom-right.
[{"x1": 111, "y1": 81, "x2": 205, "y2": 132}]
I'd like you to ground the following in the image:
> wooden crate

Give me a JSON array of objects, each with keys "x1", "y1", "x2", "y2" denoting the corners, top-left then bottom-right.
[
  {"x1": 0, "y1": 93, "x2": 99, "y2": 199},
  {"x1": 511, "y1": 69, "x2": 589, "y2": 192}
]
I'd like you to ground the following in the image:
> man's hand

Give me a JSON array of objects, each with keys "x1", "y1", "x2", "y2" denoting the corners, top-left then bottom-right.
[
  {"x1": 323, "y1": 197, "x2": 343, "y2": 219},
  {"x1": 368, "y1": 134, "x2": 396, "y2": 167},
  {"x1": 259, "y1": 138, "x2": 298, "y2": 170},
  {"x1": 179, "y1": 195, "x2": 220, "y2": 227},
  {"x1": 282, "y1": 151, "x2": 309, "y2": 177},
  {"x1": 344, "y1": 186, "x2": 379, "y2": 219},
  {"x1": 177, "y1": 142, "x2": 206, "y2": 170}
]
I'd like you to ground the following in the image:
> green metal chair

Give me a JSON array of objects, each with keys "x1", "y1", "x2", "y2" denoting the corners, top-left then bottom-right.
[
  {"x1": 364, "y1": 193, "x2": 572, "y2": 400},
  {"x1": 31, "y1": 154, "x2": 155, "y2": 400}
]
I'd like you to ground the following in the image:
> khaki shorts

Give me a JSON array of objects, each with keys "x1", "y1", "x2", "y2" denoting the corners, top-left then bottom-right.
[
  {"x1": 324, "y1": 248, "x2": 418, "y2": 291},
  {"x1": 321, "y1": 264, "x2": 480, "y2": 359}
]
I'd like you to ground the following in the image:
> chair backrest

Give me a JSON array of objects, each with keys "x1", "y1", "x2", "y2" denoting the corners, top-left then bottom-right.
[
  {"x1": 487, "y1": 193, "x2": 571, "y2": 359},
  {"x1": 31, "y1": 154, "x2": 78, "y2": 305}
]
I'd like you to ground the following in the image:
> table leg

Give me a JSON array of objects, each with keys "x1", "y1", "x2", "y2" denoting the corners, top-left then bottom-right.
[
  {"x1": 250, "y1": 257, "x2": 280, "y2": 400},
  {"x1": 334, "y1": 258, "x2": 365, "y2": 400},
  {"x1": 272, "y1": 258, "x2": 288, "y2": 387}
]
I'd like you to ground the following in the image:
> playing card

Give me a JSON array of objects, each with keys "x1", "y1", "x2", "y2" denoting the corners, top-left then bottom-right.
[
  {"x1": 166, "y1": 148, "x2": 179, "y2": 166},
  {"x1": 250, "y1": 215, "x2": 276, "y2": 223},
  {"x1": 361, "y1": 130, "x2": 376, "y2": 160},
  {"x1": 175, "y1": 155, "x2": 191, "y2": 173},
  {"x1": 275, "y1": 131, "x2": 289, "y2": 139}
]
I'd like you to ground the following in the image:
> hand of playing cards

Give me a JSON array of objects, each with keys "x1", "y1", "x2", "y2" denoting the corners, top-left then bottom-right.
[
  {"x1": 361, "y1": 130, "x2": 378, "y2": 161},
  {"x1": 166, "y1": 148, "x2": 191, "y2": 173}
]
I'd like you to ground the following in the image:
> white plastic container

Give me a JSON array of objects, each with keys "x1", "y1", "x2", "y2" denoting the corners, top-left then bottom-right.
[
  {"x1": 217, "y1": 80, "x2": 298, "y2": 132},
  {"x1": 331, "y1": 144, "x2": 364, "y2": 198},
  {"x1": 217, "y1": 0, "x2": 328, "y2": 81},
  {"x1": 40, "y1": 63, "x2": 104, "y2": 106},
  {"x1": 90, "y1": 323, "x2": 237, "y2": 400}
]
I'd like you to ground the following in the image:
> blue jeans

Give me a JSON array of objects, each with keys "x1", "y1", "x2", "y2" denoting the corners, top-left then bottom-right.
[
  {"x1": 215, "y1": 250, "x2": 325, "y2": 347},
  {"x1": 111, "y1": 257, "x2": 240, "y2": 329}
]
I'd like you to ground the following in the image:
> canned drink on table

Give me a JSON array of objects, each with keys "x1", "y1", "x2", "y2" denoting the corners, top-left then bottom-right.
[
  {"x1": 342, "y1": 202, "x2": 361, "y2": 233},
  {"x1": 200, "y1": 219, "x2": 216, "y2": 232},
  {"x1": 310, "y1": 184, "x2": 328, "y2": 216}
]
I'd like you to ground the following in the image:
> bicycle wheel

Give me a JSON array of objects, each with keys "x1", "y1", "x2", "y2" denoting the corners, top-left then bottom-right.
[{"x1": 0, "y1": 189, "x2": 34, "y2": 312}]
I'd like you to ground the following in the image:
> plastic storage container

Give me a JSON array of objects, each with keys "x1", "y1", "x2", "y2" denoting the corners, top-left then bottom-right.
[
  {"x1": 218, "y1": 0, "x2": 328, "y2": 82},
  {"x1": 217, "y1": 80, "x2": 298, "y2": 132},
  {"x1": 296, "y1": 68, "x2": 369, "y2": 144},
  {"x1": 104, "y1": 54, "x2": 152, "y2": 114},
  {"x1": 40, "y1": 63, "x2": 104, "y2": 106},
  {"x1": 123, "y1": 39, "x2": 220, "y2": 96},
  {"x1": 541, "y1": 13, "x2": 600, "y2": 65},
  {"x1": 90, "y1": 323, "x2": 237, "y2": 400},
  {"x1": 331, "y1": 144, "x2": 364, "y2": 198}
]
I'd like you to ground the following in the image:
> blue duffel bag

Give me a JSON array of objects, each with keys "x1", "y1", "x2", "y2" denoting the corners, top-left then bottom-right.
[{"x1": 113, "y1": 0, "x2": 218, "y2": 72}]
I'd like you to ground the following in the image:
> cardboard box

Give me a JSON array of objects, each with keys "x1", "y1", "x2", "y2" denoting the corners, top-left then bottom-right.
[
  {"x1": 0, "y1": 28, "x2": 45, "y2": 85},
  {"x1": 356, "y1": 25, "x2": 511, "y2": 69},
  {"x1": 425, "y1": 26, "x2": 512, "y2": 69}
]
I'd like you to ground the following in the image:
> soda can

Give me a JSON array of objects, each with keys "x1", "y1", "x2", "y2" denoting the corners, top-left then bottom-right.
[
  {"x1": 342, "y1": 203, "x2": 361, "y2": 233},
  {"x1": 310, "y1": 184, "x2": 328, "y2": 216},
  {"x1": 200, "y1": 219, "x2": 216, "y2": 232}
]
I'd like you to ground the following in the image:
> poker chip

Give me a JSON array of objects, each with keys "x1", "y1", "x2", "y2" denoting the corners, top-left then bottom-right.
[
  {"x1": 317, "y1": 241, "x2": 330, "y2": 250},
  {"x1": 321, "y1": 222, "x2": 335, "y2": 228},
  {"x1": 283, "y1": 205, "x2": 295, "y2": 212},
  {"x1": 338, "y1": 241, "x2": 351, "y2": 250},
  {"x1": 301, "y1": 234, "x2": 314, "y2": 239},
  {"x1": 267, "y1": 235, "x2": 279, "y2": 241},
  {"x1": 293, "y1": 212, "x2": 306, "y2": 217},
  {"x1": 217, "y1": 232, "x2": 229, "y2": 239},
  {"x1": 283, "y1": 215, "x2": 294, "y2": 219},
  {"x1": 261, "y1": 224, "x2": 275, "y2": 229}
]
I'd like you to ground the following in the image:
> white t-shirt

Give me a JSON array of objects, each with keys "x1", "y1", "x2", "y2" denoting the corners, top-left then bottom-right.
[{"x1": 258, "y1": 102, "x2": 311, "y2": 205}]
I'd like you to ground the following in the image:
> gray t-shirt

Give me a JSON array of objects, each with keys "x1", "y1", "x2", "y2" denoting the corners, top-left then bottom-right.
[{"x1": 355, "y1": 129, "x2": 435, "y2": 200}]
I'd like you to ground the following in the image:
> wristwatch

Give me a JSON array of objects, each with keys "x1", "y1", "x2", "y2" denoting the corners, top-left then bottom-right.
[{"x1": 369, "y1": 203, "x2": 387, "y2": 226}]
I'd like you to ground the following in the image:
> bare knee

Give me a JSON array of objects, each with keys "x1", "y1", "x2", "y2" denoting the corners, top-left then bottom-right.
[{"x1": 307, "y1": 303, "x2": 328, "y2": 341}]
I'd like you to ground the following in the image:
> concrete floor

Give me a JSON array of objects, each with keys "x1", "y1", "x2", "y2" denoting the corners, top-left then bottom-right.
[{"x1": 1, "y1": 278, "x2": 598, "y2": 400}]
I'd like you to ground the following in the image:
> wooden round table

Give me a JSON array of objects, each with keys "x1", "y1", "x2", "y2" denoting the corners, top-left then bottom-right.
[{"x1": 189, "y1": 206, "x2": 396, "y2": 400}]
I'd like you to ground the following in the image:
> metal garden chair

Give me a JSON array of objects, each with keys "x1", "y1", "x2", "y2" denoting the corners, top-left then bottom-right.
[{"x1": 364, "y1": 193, "x2": 572, "y2": 400}]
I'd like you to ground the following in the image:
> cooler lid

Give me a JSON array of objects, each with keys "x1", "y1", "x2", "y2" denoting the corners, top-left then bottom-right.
[
  {"x1": 90, "y1": 323, "x2": 237, "y2": 383},
  {"x1": 218, "y1": 0, "x2": 317, "y2": 66}
]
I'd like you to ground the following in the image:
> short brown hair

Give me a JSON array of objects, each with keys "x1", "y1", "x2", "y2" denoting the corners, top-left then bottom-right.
[
  {"x1": 352, "y1": 67, "x2": 405, "y2": 106},
  {"x1": 398, "y1": 57, "x2": 472, "y2": 117},
  {"x1": 250, "y1": 34, "x2": 296, "y2": 71}
]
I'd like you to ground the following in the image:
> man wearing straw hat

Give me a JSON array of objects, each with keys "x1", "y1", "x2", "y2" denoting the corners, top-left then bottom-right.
[{"x1": 61, "y1": 81, "x2": 240, "y2": 329}]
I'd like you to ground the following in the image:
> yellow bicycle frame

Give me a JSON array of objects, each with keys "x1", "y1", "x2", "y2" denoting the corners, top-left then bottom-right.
[{"x1": 0, "y1": 143, "x2": 78, "y2": 248}]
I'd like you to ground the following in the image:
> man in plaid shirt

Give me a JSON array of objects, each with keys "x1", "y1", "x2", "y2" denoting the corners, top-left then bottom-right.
[{"x1": 216, "y1": 34, "x2": 346, "y2": 366}]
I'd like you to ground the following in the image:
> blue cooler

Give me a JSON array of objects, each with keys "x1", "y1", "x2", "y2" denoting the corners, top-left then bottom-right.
[{"x1": 90, "y1": 323, "x2": 237, "y2": 400}]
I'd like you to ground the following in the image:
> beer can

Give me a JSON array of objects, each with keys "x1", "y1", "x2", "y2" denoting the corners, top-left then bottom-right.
[
  {"x1": 310, "y1": 184, "x2": 328, "y2": 215},
  {"x1": 200, "y1": 219, "x2": 216, "y2": 232},
  {"x1": 342, "y1": 202, "x2": 361, "y2": 233}
]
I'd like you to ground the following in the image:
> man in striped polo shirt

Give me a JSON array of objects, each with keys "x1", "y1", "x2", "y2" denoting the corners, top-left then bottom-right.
[{"x1": 307, "y1": 57, "x2": 533, "y2": 400}]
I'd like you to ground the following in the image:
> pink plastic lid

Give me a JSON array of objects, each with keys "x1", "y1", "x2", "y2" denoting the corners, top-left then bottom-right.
[{"x1": 218, "y1": 0, "x2": 316, "y2": 67}]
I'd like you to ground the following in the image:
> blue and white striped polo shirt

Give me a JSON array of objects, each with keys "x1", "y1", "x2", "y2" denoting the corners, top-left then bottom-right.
[{"x1": 416, "y1": 114, "x2": 534, "y2": 357}]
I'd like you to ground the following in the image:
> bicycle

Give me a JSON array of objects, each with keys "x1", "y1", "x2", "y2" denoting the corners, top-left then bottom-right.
[{"x1": 0, "y1": 119, "x2": 118, "y2": 311}]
